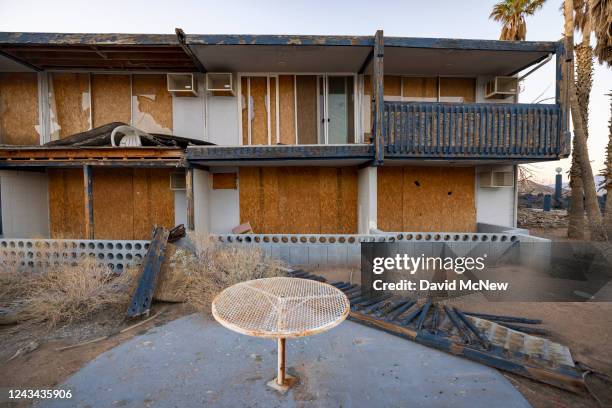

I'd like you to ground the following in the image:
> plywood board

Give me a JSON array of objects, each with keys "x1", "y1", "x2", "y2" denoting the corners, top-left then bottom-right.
[
  {"x1": 278, "y1": 75, "x2": 296, "y2": 144},
  {"x1": 239, "y1": 167, "x2": 358, "y2": 234},
  {"x1": 241, "y1": 76, "x2": 248, "y2": 145},
  {"x1": 295, "y1": 75, "x2": 318, "y2": 144},
  {"x1": 439, "y1": 77, "x2": 476, "y2": 103},
  {"x1": 212, "y1": 173, "x2": 237, "y2": 189},
  {"x1": 402, "y1": 77, "x2": 438, "y2": 98},
  {"x1": 91, "y1": 74, "x2": 131, "y2": 127},
  {"x1": 49, "y1": 73, "x2": 91, "y2": 139},
  {"x1": 249, "y1": 77, "x2": 268, "y2": 145},
  {"x1": 378, "y1": 166, "x2": 476, "y2": 232},
  {"x1": 270, "y1": 77, "x2": 277, "y2": 144},
  {"x1": 0, "y1": 72, "x2": 39, "y2": 145},
  {"x1": 48, "y1": 168, "x2": 85, "y2": 238},
  {"x1": 384, "y1": 76, "x2": 402, "y2": 96},
  {"x1": 93, "y1": 168, "x2": 134, "y2": 240},
  {"x1": 132, "y1": 74, "x2": 172, "y2": 134}
]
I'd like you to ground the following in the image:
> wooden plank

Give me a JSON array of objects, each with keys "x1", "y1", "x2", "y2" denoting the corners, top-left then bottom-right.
[
  {"x1": 241, "y1": 76, "x2": 249, "y2": 145},
  {"x1": 239, "y1": 167, "x2": 262, "y2": 232},
  {"x1": 83, "y1": 165, "x2": 94, "y2": 239},
  {"x1": 270, "y1": 76, "x2": 277, "y2": 144},
  {"x1": 91, "y1": 74, "x2": 131, "y2": 127},
  {"x1": 384, "y1": 75, "x2": 401, "y2": 96},
  {"x1": 295, "y1": 75, "x2": 318, "y2": 144},
  {"x1": 127, "y1": 226, "x2": 170, "y2": 318},
  {"x1": 93, "y1": 167, "x2": 134, "y2": 239},
  {"x1": 0, "y1": 72, "x2": 39, "y2": 145},
  {"x1": 49, "y1": 73, "x2": 91, "y2": 139},
  {"x1": 0, "y1": 147, "x2": 183, "y2": 159},
  {"x1": 376, "y1": 166, "x2": 403, "y2": 231},
  {"x1": 212, "y1": 172, "x2": 237, "y2": 189},
  {"x1": 373, "y1": 30, "x2": 385, "y2": 164},
  {"x1": 278, "y1": 75, "x2": 296, "y2": 144},
  {"x1": 131, "y1": 74, "x2": 173, "y2": 134}
]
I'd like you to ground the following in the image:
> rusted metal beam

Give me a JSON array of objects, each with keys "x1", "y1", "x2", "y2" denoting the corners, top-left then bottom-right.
[
  {"x1": 372, "y1": 30, "x2": 385, "y2": 165},
  {"x1": 186, "y1": 167, "x2": 195, "y2": 231},
  {"x1": 83, "y1": 165, "x2": 94, "y2": 240},
  {"x1": 127, "y1": 226, "x2": 170, "y2": 318}
]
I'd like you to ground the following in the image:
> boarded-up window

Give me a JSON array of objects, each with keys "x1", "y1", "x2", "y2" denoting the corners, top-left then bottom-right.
[
  {"x1": 49, "y1": 73, "x2": 91, "y2": 139},
  {"x1": 131, "y1": 74, "x2": 173, "y2": 134},
  {"x1": 239, "y1": 167, "x2": 358, "y2": 234},
  {"x1": 49, "y1": 168, "x2": 175, "y2": 240},
  {"x1": 295, "y1": 76, "x2": 318, "y2": 144},
  {"x1": 377, "y1": 166, "x2": 476, "y2": 232},
  {"x1": 91, "y1": 74, "x2": 131, "y2": 127},
  {"x1": 439, "y1": 77, "x2": 476, "y2": 103},
  {"x1": 0, "y1": 72, "x2": 39, "y2": 145},
  {"x1": 241, "y1": 75, "x2": 278, "y2": 145}
]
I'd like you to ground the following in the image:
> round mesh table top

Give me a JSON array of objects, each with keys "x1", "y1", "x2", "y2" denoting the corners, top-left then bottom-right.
[{"x1": 212, "y1": 277, "x2": 350, "y2": 338}]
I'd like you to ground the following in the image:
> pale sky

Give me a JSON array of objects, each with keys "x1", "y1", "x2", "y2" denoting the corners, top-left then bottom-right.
[{"x1": 1, "y1": 0, "x2": 610, "y2": 185}]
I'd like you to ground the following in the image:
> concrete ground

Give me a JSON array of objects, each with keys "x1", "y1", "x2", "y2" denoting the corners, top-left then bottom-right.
[{"x1": 39, "y1": 315, "x2": 530, "y2": 408}]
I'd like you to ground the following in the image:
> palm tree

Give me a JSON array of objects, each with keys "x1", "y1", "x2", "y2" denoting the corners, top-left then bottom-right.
[
  {"x1": 490, "y1": 0, "x2": 547, "y2": 40},
  {"x1": 568, "y1": 0, "x2": 593, "y2": 239},
  {"x1": 590, "y1": 0, "x2": 611, "y2": 66},
  {"x1": 602, "y1": 93, "x2": 612, "y2": 238},
  {"x1": 564, "y1": 0, "x2": 608, "y2": 241}
]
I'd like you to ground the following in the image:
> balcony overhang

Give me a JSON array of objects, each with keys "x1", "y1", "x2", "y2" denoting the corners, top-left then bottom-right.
[
  {"x1": 186, "y1": 144, "x2": 374, "y2": 167},
  {"x1": 0, "y1": 147, "x2": 185, "y2": 168}
]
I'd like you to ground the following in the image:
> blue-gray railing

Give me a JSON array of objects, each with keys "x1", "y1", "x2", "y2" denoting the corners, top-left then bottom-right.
[{"x1": 383, "y1": 102, "x2": 563, "y2": 158}]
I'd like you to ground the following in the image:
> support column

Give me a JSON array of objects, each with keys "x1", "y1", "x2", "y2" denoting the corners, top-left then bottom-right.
[
  {"x1": 372, "y1": 30, "x2": 385, "y2": 165},
  {"x1": 358, "y1": 166, "x2": 377, "y2": 234},
  {"x1": 186, "y1": 167, "x2": 194, "y2": 231},
  {"x1": 83, "y1": 165, "x2": 94, "y2": 239},
  {"x1": 277, "y1": 337, "x2": 286, "y2": 386}
]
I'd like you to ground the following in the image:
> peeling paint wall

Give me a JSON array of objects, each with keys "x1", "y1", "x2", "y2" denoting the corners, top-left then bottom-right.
[
  {"x1": 0, "y1": 170, "x2": 50, "y2": 238},
  {"x1": 48, "y1": 73, "x2": 91, "y2": 139},
  {"x1": 131, "y1": 74, "x2": 173, "y2": 134}
]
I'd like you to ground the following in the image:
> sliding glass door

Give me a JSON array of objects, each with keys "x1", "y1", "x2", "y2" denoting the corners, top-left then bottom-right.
[{"x1": 317, "y1": 75, "x2": 355, "y2": 144}]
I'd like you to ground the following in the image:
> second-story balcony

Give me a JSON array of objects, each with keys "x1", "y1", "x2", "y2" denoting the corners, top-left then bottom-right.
[{"x1": 382, "y1": 101, "x2": 567, "y2": 160}]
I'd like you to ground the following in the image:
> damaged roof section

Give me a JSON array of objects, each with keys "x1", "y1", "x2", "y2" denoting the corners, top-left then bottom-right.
[{"x1": 0, "y1": 32, "x2": 196, "y2": 72}]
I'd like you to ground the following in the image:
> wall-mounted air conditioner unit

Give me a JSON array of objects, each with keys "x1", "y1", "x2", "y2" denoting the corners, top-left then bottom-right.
[
  {"x1": 485, "y1": 77, "x2": 518, "y2": 99},
  {"x1": 167, "y1": 73, "x2": 197, "y2": 96},
  {"x1": 170, "y1": 172, "x2": 186, "y2": 190},
  {"x1": 206, "y1": 73, "x2": 235, "y2": 95},
  {"x1": 479, "y1": 170, "x2": 514, "y2": 188}
]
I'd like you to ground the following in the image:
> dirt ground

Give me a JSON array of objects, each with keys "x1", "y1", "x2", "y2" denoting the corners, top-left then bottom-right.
[{"x1": 0, "y1": 303, "x2": 192, "y2": 408}]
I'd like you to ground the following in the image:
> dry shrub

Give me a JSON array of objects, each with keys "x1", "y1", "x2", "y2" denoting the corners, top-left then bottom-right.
[
  {"x1": 0, "y1": 259, "x2": 139, "y2": 328},
  {"x1": 157, "y1": 234, "x2": 284, "y2": 312}
]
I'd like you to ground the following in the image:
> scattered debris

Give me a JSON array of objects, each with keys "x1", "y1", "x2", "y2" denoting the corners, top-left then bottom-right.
[
  {"x1": 517, "y1": 208, "x2": 568, "y2": 229},
  {"x1": 232, "y1": 222, "x2": 253, "y2": 234},
  {"x1": 44, "y1": 122, "x2": 213, "y2": 148},
  {"x1": 287, "y1": 269, "x2": 588, "y2": 394},
  {"x1": 6, "y1": 340, "x2": 39, "y2": 362}
]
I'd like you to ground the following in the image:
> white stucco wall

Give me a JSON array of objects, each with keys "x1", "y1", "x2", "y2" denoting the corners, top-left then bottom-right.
[
  {"x1": 206, "y1": 96, "x2": 239, "y2": 146},
  {"x1": 0, "y1": 170, "x2": 50, "y2": 238},
  {"x1": 193, "y1": 168, "x2": 210, "y2": 235},
  {"x1": 358, "y1": 166, "x2": 377, "y2": 234},
  {"x1": 475, "y1": 165, "x2": 517, "y2": 228},
  {"x1": 209, "y1": 168, "x2": 240, "y2": 234},
  {"x1": 171, "y1": 74, "x2": 206, "y2": 141}
]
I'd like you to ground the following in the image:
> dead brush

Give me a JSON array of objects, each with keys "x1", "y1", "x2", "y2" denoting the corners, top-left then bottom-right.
[
  {"x1": 160, "y1": 234, "x2": 285, "y2": 313},
  {"x1": 0, "y1": 259, "x2": 139, "y2": 329}
]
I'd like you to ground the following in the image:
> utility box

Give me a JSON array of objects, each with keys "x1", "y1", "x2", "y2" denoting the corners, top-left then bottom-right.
[
  {"x1": 485, "y1": 77, "x2": 518, "y2": 99},
  {"x1": 167, "y1": 73, "x2": 197, "y2": 95},
  {"x1": 206, "y1": 73, "x2": 235, "y2": 95},
  {"x1": 479, "y1": 170, "x2": 513, "y2": 188}
]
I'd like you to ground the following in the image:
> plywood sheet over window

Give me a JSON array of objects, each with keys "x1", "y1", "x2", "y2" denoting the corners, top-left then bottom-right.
[
  {"x1": 0, "y1": 72, "x2": 39, "y2": 145},
  {"x1": 239, "y1": 167, "x2": 358, "y2": 234},
  {"x1": 241, "y1": 76, "x2": 278, "y2": 145},
  {"x1": 48, "y1": 168, "x2": 85, "y2": 238},
  {"x1": 439, "y1": 77, "x2": 476, "y2": 103},
  {"x1": 378, "y1": 166, "x2": 476, "y2": 232},
  {"x1": 48, "y1": 168, "x2": 175, "y2": 240},
  {"x1": 91, "y1": 74, "x2": 131, "y2": 127},
  {"x1": 295, "y1": 76, "x2": 318, "y2": 144},
  {"x1": 402, "y1": 77, "x2": 438, "y2": 99},
  {"x1": 131, "y1": 74, "x2": 173, "y2": 134},
  {"x1": 92, "y1": 168, "x2": 175, "y2": 239},
  {"x1": 49, "y1": 73, "x2": 91, "y2": 139},
  {"x1": 278, "y1": 75, "x2": 296, "y2": 144}
]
